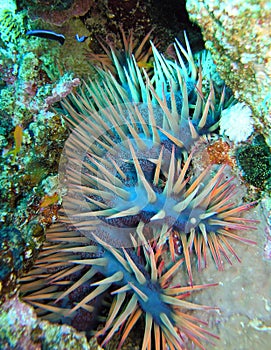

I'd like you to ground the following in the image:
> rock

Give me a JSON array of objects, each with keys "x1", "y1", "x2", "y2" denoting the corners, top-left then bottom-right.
[
  {"x1": 0, "y1": 296, "x2": 100, "y2": 350},
  {"x1": 186, "y1": 0, "x2": 271, "y2": 145}
]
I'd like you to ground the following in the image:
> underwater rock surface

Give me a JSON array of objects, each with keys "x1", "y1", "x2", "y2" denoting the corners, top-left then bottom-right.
[
  {"x1": 21, "y1": 0, "x2": 94, "y2": 26},
  {"x1": 0, "y1": 296, "x2": 99, "y2": 350},
  {"x1": 190, "y1": 203, "x2": 271, "y2": 350}
]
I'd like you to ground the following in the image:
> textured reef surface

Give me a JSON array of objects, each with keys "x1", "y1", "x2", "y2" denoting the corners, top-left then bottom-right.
[
  {"x1": 0, "y1": 0, "x2": 82, "y2": 300},
  {"x1": 0, "y1": 295, "x2": 95, "y2": 350},
  {"x1": 186, "y1": 0, "x2": 271, "y2": 145},
  {"x1": 0, "y1": 0, "x2": 271, "y2": 349}
]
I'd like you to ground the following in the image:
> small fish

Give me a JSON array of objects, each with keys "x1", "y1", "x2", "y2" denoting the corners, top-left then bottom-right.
[
  {"x1": 26, "y1": 29, "x2": 65, "y2": 45},
  {"x1": 5, "y1": 124, "x2": 23, "y2": 159},
  {"x1": 75, "y1": 34, "x2": 89, "y2": 42},
  {"x1": 137, "y1": 61, "x2": 154, "y2": 69},
  {"x1": 40, "y1": 193, "x2": 59, "y2": 208},
  {"x1": 14, "y1": 124, "x2": 23, "y2": 155}
]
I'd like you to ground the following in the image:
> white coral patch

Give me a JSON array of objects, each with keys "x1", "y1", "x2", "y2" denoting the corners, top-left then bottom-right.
[{"x1": 220, "y1": 102, "x2": 254, "y2": 143}]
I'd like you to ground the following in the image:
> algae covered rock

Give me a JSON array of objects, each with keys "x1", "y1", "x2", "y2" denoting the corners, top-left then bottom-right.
[
  {"x1": 186, "y1": 0, "x2": 271, "y2": 144},
  {"x1": 0, "y1": 296, "x2": 100, "y2": 350},
  {"x1": 0, "y1": 0, "x2": 79, "y2": 299},
  {"x1": 0, "y1": 227, "x2": 25, "y2": 296},
  {"x1": 236, "y1": 135, "x2": 271, "y2": 189}
]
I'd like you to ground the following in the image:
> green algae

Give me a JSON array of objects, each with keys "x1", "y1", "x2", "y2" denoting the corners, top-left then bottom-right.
[
  {"x1": 0, "y1": 8, "x2": 27, "y2": 44},
  {"x1": 236, "y1": 135, "x2": 271, "y2": 190}
]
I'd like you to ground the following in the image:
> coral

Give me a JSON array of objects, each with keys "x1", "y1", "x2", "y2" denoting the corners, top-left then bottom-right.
[
  {"x1": 0, "y1": 1, "x2": 81, "y2": 124},
  {"x1": 44, "y1": 76, "x2": 81, "y2": 108},
  {"x1": 0, "y1": 227, "x2": 26, "y2": 296},
  {"x1": 0, "y1": 296, "x2": 97, "y2": 350},
  {"x1": 0, "y1": 4, "x2": 28, "y2": 44},
  {"x1": 219, "y1": 102, "x2": 254, "y2": 143},
  {"x1": 236, "y1": 135, "x2": 271, "y2": 189},
  {"x1": 207, "y1": 139, "x2": 235, "y2": 166},
  {"x1": 186, "y1": 0, "x2": 271, "y2": 145},
  {"x1": 0, "y1": 296, "x2": 40, "y2": 350},
  {"x1": 21, "y1": 0, "x2": 94, "y2": 26},
  {"x1": 0, "y1": 0, "x2": 79, "y2": 301},
  {"x1": 0, "y1": 110, "x2": 68, "y2": 225}
]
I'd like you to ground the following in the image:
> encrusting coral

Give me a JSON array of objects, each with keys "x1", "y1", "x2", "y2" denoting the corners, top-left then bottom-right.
[
  {"x1": 20, "y1": 0, "x2": 94, "y2": 26},
  {"x1": 186, "y1": 0, "x2": 271, "y2": 146},
  {"x1": 0, "y1": 295, "x2": 92, "y2": 350},
  {"x1": 20, "y1": 30, "x2": 259, "y2": 350}
]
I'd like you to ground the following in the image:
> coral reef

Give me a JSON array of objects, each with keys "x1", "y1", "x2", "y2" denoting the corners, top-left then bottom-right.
[
  {"x1": 206, "y1": 139, "x2": 234, "y2": 167},
  {"x1": 0, "y1": 227, "x2": 26, "y2": 297},
  {"x1": 81, "y1": 0, "x2": 204, "y2": 53},
  {"x1": 0, "y1": 0, "x2": 269, "y2": 349},
  {"x1": 0, "y1": 0, "x2": 80, "y2": 296},
  {"x1": 186, "y1": 0, "x2": 271, "y2": 145},
  {"x1": 19, "y1": 0, "x2": 94, "y2": 26},
  {"x1": 0, "y1": 296, "x2": 98, "y2": 350}
]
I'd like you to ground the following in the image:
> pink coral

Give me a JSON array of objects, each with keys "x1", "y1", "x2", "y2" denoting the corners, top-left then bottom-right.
[{"x1": 45, "y1": 78, "x2": 81, "y2": 108}]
